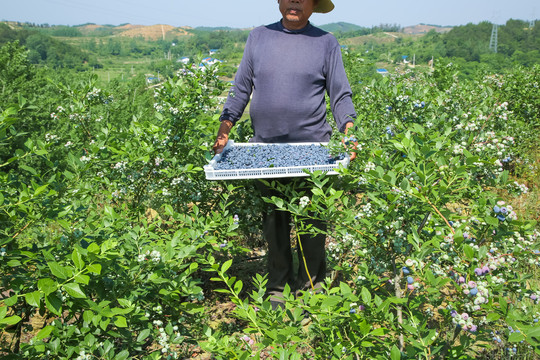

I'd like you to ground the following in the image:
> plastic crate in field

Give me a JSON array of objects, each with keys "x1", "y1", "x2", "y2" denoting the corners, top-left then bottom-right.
[{"x1": 204, "y1": 140, "x2": 350, "y2": 180}]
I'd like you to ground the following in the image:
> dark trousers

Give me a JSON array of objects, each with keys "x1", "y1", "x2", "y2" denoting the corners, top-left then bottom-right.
[{"x1": 256, "y1": 179, "x2": 327, "y2": 301}]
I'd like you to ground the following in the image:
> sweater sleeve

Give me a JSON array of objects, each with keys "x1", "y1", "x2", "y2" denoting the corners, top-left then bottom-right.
[
  {"x1": 219, "y1": 33, "x2": 255, "y2": 124},
  {"x1": 325, "y1": 42, "x2": 357, "y2": 133}
]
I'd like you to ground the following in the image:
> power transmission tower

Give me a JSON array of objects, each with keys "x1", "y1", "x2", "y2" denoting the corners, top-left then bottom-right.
[
  {"x1": 530, "y1": 19, "x2": 536, "y2": 29},
  {"x1": 489, "y1": 24, "x2": 498, "y2": 53}
]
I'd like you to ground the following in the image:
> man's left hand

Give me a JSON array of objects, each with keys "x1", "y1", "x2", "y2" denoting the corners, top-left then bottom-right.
[{"x1": 344, "y1": 122, "x2": 358, "y2": 161}]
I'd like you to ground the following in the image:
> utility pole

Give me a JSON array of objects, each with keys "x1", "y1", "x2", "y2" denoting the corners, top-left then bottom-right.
[{"x1": 489, "y1": 24, "x2": 498, "y2": 53}]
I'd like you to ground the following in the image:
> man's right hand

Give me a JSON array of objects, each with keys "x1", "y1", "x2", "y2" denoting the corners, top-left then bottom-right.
[{"x1": 212, "y1": 120, "x2": 233, "y2": 154}]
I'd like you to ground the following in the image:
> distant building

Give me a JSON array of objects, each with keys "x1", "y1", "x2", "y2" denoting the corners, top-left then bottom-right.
[
  {"x1": 178, "y1": 57, "x2": 190, "y2": 65},
  {"x1": 194, "y1": 57, "x2": 223, "y2": 71},
  {"x1": 209, "y1": 49, "x2": 219, "y2": 55},
  {"x1": 376, "y1": 69, "x2": 389, "y2": 76},
  {"x1": 201, "y1": 57, "x2": 223, "y2": 66}
]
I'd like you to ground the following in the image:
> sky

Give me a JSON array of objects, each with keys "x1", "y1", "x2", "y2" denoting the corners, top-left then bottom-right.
[{"x1": 1, "y1": 0, "x2": 538, "y2": 29}]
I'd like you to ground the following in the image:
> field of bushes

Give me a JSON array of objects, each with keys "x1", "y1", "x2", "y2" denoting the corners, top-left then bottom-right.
[{"x1": 1, "y1": 35, "x2": 539, "y2": 359}]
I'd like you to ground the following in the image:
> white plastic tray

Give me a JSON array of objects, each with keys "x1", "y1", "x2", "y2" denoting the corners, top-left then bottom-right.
[{"x1": 204, "y1": 140, "x2": 350, "y2": 180}]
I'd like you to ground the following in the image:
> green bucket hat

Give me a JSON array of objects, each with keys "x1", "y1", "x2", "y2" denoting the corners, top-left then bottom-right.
[{"x1": 313, "y1": 0, "x2": 334, "y2": 13}]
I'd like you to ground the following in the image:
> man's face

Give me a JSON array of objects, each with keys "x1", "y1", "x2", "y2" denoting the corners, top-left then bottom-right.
[{"x1": 278, "y1": 0, "x2": 315, "y2": 30}]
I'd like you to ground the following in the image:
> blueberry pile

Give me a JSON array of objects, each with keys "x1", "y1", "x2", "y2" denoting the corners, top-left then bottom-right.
[{"x1": 214, "y1": 144, "x2": 344, "y2": 170}]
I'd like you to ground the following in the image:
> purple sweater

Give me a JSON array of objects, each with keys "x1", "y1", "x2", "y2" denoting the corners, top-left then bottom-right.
[{"x1": 220, "y1": 21, "x2": 356, "y2": 143}]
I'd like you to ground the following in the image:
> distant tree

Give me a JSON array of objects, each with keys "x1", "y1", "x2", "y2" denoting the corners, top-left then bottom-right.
[
  {"x1": 106, "y1": 39, "x2": 122, "y2": 56},
  {"x1": 51, "y1": 26, "x2": 82, "y2": 37},
  {"x1": 0, "y1": 41, "x2": 35, "y2": 97},
  {"x1": 25, "y1": 34, "x2": 47, "y2": 61},
  {"x1": 0, "y1": 23, "x2": 21, "y2": 44}
]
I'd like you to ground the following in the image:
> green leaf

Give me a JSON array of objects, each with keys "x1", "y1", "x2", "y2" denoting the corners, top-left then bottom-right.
[
  {"x1": 499, "y1": 170, "x2": 509, "y2": 185},
  {"x1": 87, "y1": 243, "x2": 100, "y2": 254},
  {"x1": 7, "y1": 259, "x2": 21, "y2": 267},
  {"x1": 370, "y1": 328, "x2": 386, "y2": 336},
  {"x1": 4, "y1": 295, "x2": 17, "y2": 307},
  {"x1": 391, "y1": 344, "x2": 401, "y2": 360},
  {"x1": 87, "y1": 263, "x2": 102, "y2": 274},
  {"x1": 84, "y1": 333, "x2": 96, "y2": 347},
  {"x1": 0, "y1": 315, "x2": 22, "y2": 326},
  {"x1": 45, "y1": 293, "x2": 62, "y2": 316},
  {"x1": 221, "y1": 259, "x2": 233, "y2": 274},
  {"x1": 485, "y1": 215, "x2": 499, "y2": 227},
  {"x1": 104, "y1": 205, "x2": 117, "y2": 219},
  {"x1": 19, "y1": 164, "x2": 37, "y2": 175},
  {"x1": 117, "y1": 299, "x2": 132, "y2": 308},
  {"x1": 400, "y1": 178, "x2": 410, "y2": 192},
  {"x1": 425, "y1": 270, "x2": 436, "y2": 285},
  {"x1": 361, "y1": 287, "x2": 372, "y2": 305},
  {"x1": 111, "y1": 307, "x2": 133, "y2": 315},
  {"x1": 321, "y1": 296, "x2": 341, "y2": 310},
  {"x1": 478, "y1": 246, "x2": 488, "y2": 260},
  {"x1": 63, "y1": 283, "x2": 86, "y2": 299},
  {"x1": 100, "y1": 318, "x2": 110, "y2": 331},
  {"x1": 24, "y1": 291, "x2": 41, "y2": 307},
  {"x1": 33, "y1": 184, "x2": 49, "y2": 196},
  {"x1": 359, "y1": 320, "x2": 371, "y2": 335},
  {"x1": 340, "y1": 282, "x2": 352, "y2": 296},
  {"x1": 463, "y1": 244, "x2": 474, "y2": 260},
  {"x1": 137, "y1": 329, "x2": 151, "y2": 342},
  {"x1": 35, "y1": 325, "x2": 54, "y2": 340},
  {"x1": 233, "y1": 279, "x2": 243, "y2": 294},
  {"x1": 74, "y1": 274, "x2": 90, "y2": 285},
  {"x1": 508, "y1": 332, "x2": 525, "y2": 343},
  {"x1": 57, "y1": 219, "x2": 71, "y2": 229},
  {"x1": 48, "y1": 262, "x2": 68, "y2": 279},
  {"x1": 83, "y1": 310, "x2": 94, "y2": 323},
  {"x1": 271, "y1": 196, "x2": 284, "y2": 209},
  {"x1": 114, "y1": 316, "x2": 127, "y2": 328},
  {"x1": 38, "y1": 278, "x2": 57, "y2": 295},
  {"x1": 526, "y1": 325, "x2": 540, "y2": 339},
  {"x1": 114, "y1": 350, "x2": 130, "y2": 360},
  {"x1": 499, "y1": 297, "x2": 508, "y2": 315},
  {"x1": 72, "y1": 248, "x2": 85, "y2": 270}
]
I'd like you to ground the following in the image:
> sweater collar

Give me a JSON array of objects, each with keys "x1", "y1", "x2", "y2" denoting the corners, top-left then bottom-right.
[{"x1": 278, "y1": 20, "x2": 313, "y2": 34}]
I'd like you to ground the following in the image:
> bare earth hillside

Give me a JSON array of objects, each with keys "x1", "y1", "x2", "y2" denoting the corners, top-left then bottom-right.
[
  {"x1": 118, "y1": 24, "x2": 191, "y2": 40},
  {"x1": 74, "y1": 23, "x2": 192, "y2": 39},
  {"x1": 402, "y1": 24, "x2": 453, "y2": 34}
]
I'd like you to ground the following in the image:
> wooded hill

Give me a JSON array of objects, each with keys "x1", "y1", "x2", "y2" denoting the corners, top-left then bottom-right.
[{"x1": 0, "y1": 19, "x2": 538, "y2": 74}]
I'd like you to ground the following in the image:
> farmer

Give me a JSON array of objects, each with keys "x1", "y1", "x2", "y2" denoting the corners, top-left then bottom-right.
[{"x1": 212, "y1": 0, "x2": 357, "y2": 309}]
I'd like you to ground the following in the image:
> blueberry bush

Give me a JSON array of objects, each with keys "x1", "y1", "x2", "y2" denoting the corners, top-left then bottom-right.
[{"x1": 1, "y1": 41, "x2": 539, "y2": 359}]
